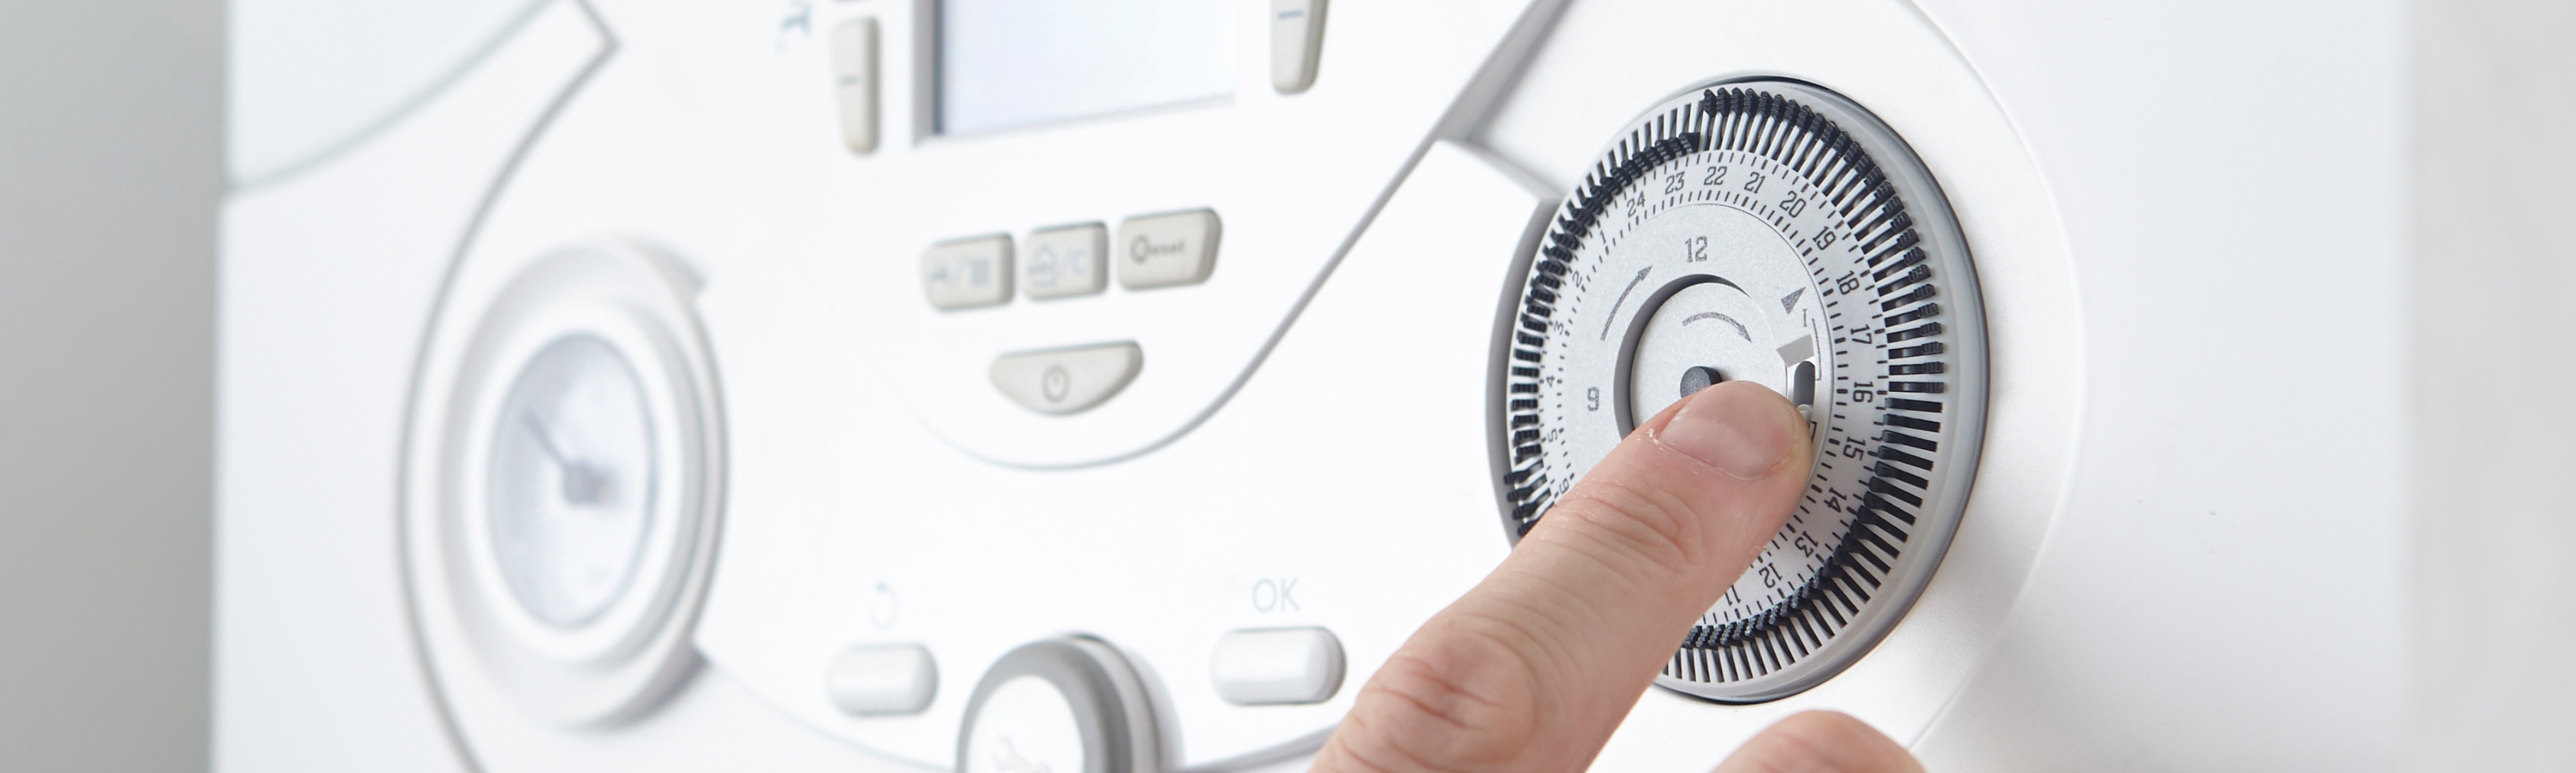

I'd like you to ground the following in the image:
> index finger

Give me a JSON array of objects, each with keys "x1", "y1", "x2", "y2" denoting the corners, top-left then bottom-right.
[{"x1": 1316, "y1": 381, "x2": 1815, "y2": 772}]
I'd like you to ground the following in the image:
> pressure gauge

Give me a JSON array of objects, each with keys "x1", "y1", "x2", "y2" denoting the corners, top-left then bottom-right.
[
  {"x1": 402, "y1": 243, "x2": 724, "y2": 726},
  {"x1": 484, "y1": 334, "x2": 659, "y2": 629},
  {"x1": 1495, "y1": 79, "x2": 1988, "y2": 702}
]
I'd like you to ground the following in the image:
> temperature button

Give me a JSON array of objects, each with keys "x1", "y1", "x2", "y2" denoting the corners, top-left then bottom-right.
[
  {"x1": 828, "y1": 18, "x2": 879, "y2": 153},
  {"x1": 1269, "y1": 0, "x2": 1327, "y2": 93},
  {"x1": 989, "y1": 343, "x2": 1142, "y2": 415}
]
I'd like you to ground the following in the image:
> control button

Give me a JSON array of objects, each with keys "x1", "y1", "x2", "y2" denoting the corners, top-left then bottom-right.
[
  {"x1": 958, "y1": 638, "x2": 1163, "y2": 773},
  {"x1": 923, "y1": 235, "x2": 1013, "y2": 310},
  {"x1": 1115, "y1": 210, "x2": 1221, "y2": 290},
  {"x1": 989, "y1": 343, "x2": 1141, "y2": 415},
  {"x1": 826, "y1": 644, "x2": 938, "y2": 716},
  {"x1": 1023, "y1": 223, "x2": 1108, "y2": 300},
  {"x1": 1209, "y1": 627, "x2": 1345, "y2": 705},
  {"x1": 829, "y1": 18, "x2": 880, "y2": 153},
  {"x1": 1268, "y1": 0, "x2": 1327, "y2": 93}
]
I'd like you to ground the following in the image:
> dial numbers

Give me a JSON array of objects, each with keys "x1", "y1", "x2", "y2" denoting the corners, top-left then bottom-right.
[{"x1": 1498, "y1": 82, "x2": 1986, "y2": 702}]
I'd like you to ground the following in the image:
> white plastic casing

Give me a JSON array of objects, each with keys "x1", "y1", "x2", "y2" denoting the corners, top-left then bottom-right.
[{"x1": 218, "y1": 0, "x2": 2404, "y2": 771}]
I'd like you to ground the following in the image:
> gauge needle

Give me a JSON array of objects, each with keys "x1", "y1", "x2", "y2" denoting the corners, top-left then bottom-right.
[{"x1": 522, "y1": 413, "x2": 611, "y2": 506}]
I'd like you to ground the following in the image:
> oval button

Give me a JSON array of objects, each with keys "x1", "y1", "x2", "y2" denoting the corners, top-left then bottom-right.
[
  {"x1": 1209, "y1": 627, "x2": 1345, "y2": 705},
  {"x1": 989, "y1": 343, "x2": 1142, "y2": 415},
  {"x1": 825, "y1": 644, "x2": 938, "y2": 716},
  {"x1": 1115, "y1": 209, "x2": 1220, "y2": 289}
]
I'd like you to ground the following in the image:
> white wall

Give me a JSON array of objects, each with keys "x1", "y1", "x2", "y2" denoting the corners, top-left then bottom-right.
[
  {"x1": 2408, "y1": 1, "x2": 2576, "y2": 769},
  {"x1": 0, "y1": 1, "x2": 223, "y2": 770}
]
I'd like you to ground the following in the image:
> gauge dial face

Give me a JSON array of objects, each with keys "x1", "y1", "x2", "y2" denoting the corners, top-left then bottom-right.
[
  {"x1": 486, "y1": 333, "x2": 660, "y2": 629},
  {"x1": 1499, "y1": 81, "x2": 1987, "y2": 701},
  {"x1": 408, "y1": 244, "x2": 722, "y2": 727}
]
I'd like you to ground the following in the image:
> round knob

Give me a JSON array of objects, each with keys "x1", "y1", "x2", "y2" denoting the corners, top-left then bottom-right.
[{"x1": 957, "y1": 637, "x2": 1163, "y2": 773}]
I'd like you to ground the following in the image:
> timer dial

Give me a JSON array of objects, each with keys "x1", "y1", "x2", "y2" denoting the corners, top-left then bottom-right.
[{"x1": 1496, "y1": 79, "x2": 1988, "y2": 702}]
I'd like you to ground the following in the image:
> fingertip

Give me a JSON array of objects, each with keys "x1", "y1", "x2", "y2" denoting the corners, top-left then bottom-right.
[
  {"x1": 1651, "y1": 381, "x2": 1810, "y2": 481},
  {"x1": 1322, "y1": 383, "x2": 1827, "y2": 773},
  {"x1": 1714, "y1": 711, "x2": 1924, "y2": 773}
]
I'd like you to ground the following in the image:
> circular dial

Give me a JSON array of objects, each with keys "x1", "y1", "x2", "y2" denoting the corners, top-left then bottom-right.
[
  {"x1": 957, "y1": 638, "x2": 1163, "y2": 773},
  {"x1": 405, "y1": 243, "x2": 723, "y2": 728},
  {"x1": 1497, "y1": 80, "x2": 1988, "y2": 701},
  {"x1": 485, "y1": 334, "x2": 659, "y2": 629}
]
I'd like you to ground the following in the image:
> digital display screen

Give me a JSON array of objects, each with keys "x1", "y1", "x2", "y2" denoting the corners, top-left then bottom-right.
[{"x1": 937, "y1": 0, "x2": 1236, "y2": 135}]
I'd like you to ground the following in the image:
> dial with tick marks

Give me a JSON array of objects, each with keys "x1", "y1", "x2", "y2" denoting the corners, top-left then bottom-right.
[{"x1": 1495, "y1": 79, "x2": 1990, "y2": 703}]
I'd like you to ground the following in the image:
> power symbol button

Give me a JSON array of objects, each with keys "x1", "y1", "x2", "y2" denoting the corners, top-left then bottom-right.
[
  {"x1": 1041, "y1": 365, "x2": 1070, "y2": 404},
  {"x1": 988, "y1": 343, "x2": 1142, "y2": 416}
]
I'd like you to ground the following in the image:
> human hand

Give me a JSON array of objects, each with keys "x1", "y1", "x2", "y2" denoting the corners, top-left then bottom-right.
[{"x1": 1314, "y1": 381, "x2": 1922, "y2": 772}]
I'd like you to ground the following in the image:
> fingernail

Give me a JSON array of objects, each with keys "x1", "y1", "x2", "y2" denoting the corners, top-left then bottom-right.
[{"x1": 1656, "y1": 384, "x2": 1797, "y2": 480}]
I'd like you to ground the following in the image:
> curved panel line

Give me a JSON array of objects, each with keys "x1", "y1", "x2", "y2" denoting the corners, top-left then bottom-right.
[
  {"x1": 231, "y1": 0, "x2": 556, "y2": 192},
  {"x1": 388, "y1": 1, "x2": 618, "y2": 769}
]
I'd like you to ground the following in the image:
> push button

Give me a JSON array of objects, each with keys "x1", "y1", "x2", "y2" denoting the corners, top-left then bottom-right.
[
  {"x1": 828, "y1": 19, "x2": 880, "y2": 153},
  {"x1": 989, "y1": 343, "x2": 1141, "y2": 415},
  {"x1": 1209, "y1": 627, "x2": 1345, "y2": 705},
  {"x1": 1023, "y1": 223, "x2": 1108, "y2": 300},
  {"x1": 1115, "y1": 210, "x2": 1220, "y2": 290},
  {"x1": 923, "y1": 235, "x2": 1013, "y2": 310},
  {"x1": 1269, "y1": 0, "x2": 1327, "y2": 93},
  {"x1": 825, "y1": 644, "x2": 938, "y2": 716}
]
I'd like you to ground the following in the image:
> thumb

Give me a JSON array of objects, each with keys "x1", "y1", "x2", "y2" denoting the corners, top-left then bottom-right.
[{"x1": 1316, "y1": 381, "x2": 1814, "y2": 772}]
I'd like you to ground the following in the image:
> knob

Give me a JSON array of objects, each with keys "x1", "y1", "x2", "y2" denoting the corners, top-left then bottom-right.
[{"x1": 957, "y1": 637, "x2": 1164, "y2": 773}]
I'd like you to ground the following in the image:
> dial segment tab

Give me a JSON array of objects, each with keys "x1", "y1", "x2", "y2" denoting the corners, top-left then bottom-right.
[{"x1": 1495, "y1": 81, "x2": 1989, "y2": 703}]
